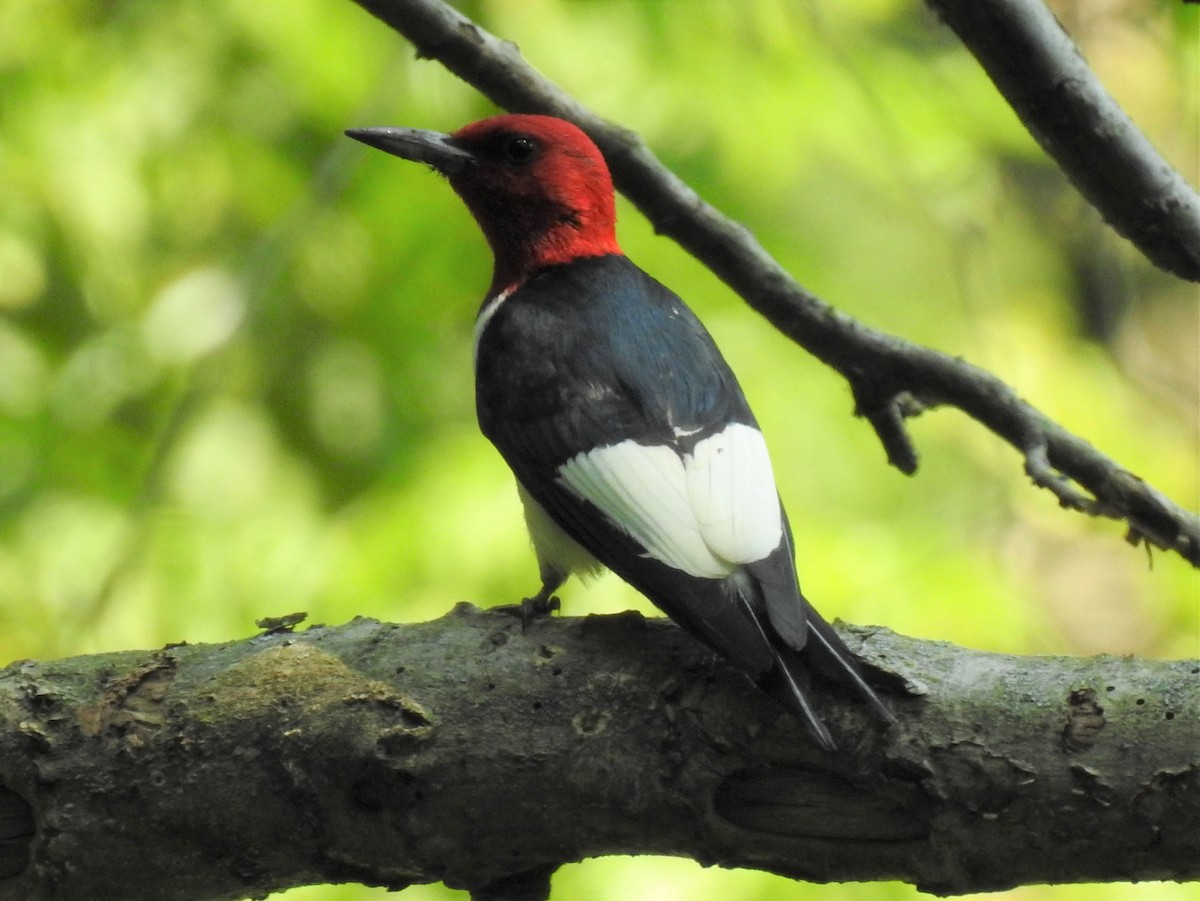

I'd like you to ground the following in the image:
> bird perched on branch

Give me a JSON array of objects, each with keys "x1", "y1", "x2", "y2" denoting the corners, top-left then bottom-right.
[{"x1": 346, "y1": 114, "x2": 893, "y2": 750}]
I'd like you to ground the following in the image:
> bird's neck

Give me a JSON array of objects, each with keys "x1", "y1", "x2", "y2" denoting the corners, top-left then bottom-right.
[
  {"x1": 485, "y1": 221, "x2": 622, "y2": 294},
  {"x1": 455, "y1": 188, "x2": 621, "y2": 294}
]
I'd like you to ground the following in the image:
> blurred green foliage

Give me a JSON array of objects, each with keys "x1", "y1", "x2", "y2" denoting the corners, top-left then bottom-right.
[{"x1": 0, "y1": 0, "x2": 1196, "y2": 899}]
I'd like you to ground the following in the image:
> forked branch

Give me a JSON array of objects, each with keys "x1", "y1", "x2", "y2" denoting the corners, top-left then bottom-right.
[{"x1": 349, "y1": 0, "x2": 1199, "y2": 565}]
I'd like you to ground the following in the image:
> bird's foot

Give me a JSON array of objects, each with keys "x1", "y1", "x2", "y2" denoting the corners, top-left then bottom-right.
[{"x1": 496, "y1": 593, "x2": 561, "y2": 632}]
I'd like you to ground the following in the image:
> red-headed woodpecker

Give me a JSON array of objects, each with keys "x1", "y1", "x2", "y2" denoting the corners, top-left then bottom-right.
[{"x1": 346, "y1": 115, "x2": 894, "y2": 749}]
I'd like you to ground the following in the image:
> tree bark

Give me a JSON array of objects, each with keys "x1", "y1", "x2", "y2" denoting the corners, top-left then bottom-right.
[{"x1": 0, "y1": 608, "x2": 1196, "y2": 901}]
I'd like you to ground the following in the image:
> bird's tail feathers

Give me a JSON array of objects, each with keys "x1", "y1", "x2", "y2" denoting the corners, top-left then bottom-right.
[
  {"x1": 764, "y1": 659, "x2": 837, "y2": 751},
  {"x1": 800, "y1": 606, "x2": 898, "y2": 726},
  {"x1": 736, "y1": 591, "x2": 896, "y2": 748},
  {"x1": 737, "y1": 595, "x2": 838, "y2": 750}
]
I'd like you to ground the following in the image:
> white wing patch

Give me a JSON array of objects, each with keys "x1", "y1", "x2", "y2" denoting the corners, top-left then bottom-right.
[
  {"x1": 686, "y1": 423, "x2": 782, "y2": 565},
  {"x1": 555, "y1": 423, "x2": 783, "y2": 579}
]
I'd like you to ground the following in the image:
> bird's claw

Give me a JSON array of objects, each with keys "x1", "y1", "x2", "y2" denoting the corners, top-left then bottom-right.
[{"x1": 497, "y1": 593, "x2": 561, "y2": 631}]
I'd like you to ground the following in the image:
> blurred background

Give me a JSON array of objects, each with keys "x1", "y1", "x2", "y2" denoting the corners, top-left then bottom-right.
[{"x1": 0, "y1": 0, "x2": 1196, "y2": 899}]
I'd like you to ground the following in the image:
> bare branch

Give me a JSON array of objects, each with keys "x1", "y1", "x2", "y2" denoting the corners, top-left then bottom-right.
[
  {"x1": 347, "y1": 0, "x2": 1200, "y2": 566},
  {"x1": 926, "y1": 0, "x2": 1200, "y2": 282},
  {"x1": 0, "y1": 611, "x2": 1196, "y2": 900}
]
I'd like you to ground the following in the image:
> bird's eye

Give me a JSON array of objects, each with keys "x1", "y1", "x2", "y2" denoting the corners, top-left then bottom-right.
[{"x1": 503, "y1": 135, "x2": 539, "y2": 164}]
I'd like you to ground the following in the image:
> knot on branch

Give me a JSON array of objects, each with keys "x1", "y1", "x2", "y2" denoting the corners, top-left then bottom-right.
[
  {"x1": 1022, "y1": 443, "x2": 1108, "y2": 516},
  {"x1": 468, "y1": 864, "x2": 559, "y2": 901},
  {"x1": 851, "y1": 378, "x2": 926, "y2": 475}
]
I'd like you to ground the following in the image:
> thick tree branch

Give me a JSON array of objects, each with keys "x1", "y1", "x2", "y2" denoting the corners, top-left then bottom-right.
[
  {"x1": 926, "y1": 0, "x2": 1200, "y2": 283},
  {"x1": 347, "y1": 0, "x2": 1200, "y2": 567},
  {"x1": 0, "y1": 610, "x2": 1196, "y2": 901}
]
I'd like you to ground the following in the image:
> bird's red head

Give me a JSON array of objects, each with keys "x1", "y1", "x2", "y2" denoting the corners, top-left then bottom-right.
[
  {"x1": 347, "y1": 115, "x2": 621, "y2": 294},
  {"x1": 447, "y1": 115, "x2": 621, "y2": 292}
]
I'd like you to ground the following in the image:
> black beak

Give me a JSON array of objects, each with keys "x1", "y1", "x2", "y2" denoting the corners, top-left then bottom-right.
[{"x1": 345, "y1": 127, "x2": 476, "y2": 175}]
